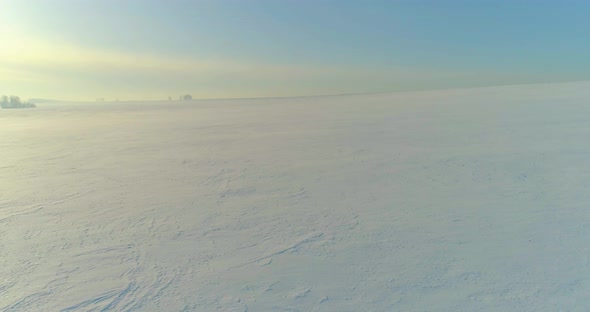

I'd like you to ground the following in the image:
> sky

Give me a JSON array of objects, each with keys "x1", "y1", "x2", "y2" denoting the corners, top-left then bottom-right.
[{"x1": 1, "y1": 0, "x2": 590, "y2": 101}]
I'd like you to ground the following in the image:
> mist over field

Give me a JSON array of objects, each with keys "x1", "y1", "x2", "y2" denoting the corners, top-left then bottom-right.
[
  {"x1": 4, "y1": 1, "x2": 590, "y2": 310},
  {"x1": 3, "y1": 82, "x2": 590, "y2": 311}
]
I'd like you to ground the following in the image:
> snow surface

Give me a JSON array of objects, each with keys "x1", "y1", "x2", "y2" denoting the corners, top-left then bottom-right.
[{"x1": 2, "y1": 82, "x2": 590, "y2": 311}]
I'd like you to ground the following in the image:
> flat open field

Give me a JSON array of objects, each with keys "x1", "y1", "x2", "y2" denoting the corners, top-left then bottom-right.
[{"x1": 2, "y1": 82, "x2": 590, "y2": 311}]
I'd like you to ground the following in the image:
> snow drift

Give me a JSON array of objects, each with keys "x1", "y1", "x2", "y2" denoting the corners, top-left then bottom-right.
[{"x1": 2, "y1": 82, "x2": 590, "y2": 311}]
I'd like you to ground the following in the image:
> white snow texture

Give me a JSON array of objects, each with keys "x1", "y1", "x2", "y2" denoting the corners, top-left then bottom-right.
[{"x1": 2, "y1": 82, "x2": 590, "y2": 311}]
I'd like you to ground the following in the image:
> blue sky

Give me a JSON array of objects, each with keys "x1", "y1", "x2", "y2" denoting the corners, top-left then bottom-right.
[{"x1": 1, "y1": 0, "x2": 589, "y2": 100}]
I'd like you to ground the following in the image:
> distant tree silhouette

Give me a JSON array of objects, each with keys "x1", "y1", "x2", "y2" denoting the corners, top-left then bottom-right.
[
  {"x1": 182, "y1": 94, "x2": 192, "y2": 101},
  {"x1": 1, "y1": 95, "x2": 35, "y2": 108},
  {"x1": 10, "y1": 96, "x2": 21, "y2": 105}
]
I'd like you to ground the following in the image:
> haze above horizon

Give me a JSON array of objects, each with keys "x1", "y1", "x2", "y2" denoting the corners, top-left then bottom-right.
[{"x1": 2, "y1": 0, "x2": 589, "y2": 101}]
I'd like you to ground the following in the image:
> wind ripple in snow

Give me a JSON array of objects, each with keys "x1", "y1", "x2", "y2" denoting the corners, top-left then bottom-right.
[{"x1": 4, "y1": 83, "x2": 590, "y2": 310}]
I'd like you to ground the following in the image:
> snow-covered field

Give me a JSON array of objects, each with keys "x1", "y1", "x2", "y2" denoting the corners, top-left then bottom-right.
[{"x1": 2, "y1": 82, "x2": 590, "y2": 311}]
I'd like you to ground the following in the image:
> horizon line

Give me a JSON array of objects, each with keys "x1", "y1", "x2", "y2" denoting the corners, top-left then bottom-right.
[{"x1": 25, "y1": 79, "x2": 590, "y2": 104}]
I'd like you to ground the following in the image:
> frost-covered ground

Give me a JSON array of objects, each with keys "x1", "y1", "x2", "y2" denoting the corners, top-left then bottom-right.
[{"x1": 2, "y1": 82, "x2": 590, "y2": 311}]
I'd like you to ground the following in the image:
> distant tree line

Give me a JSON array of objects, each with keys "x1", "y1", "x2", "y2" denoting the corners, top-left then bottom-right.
[
  {"x1": 1, "y1": 95, "x2": 36, "y2": 109},
  {"x1": 170, "y1": 94, "x2": 192, "y2": 101}
]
